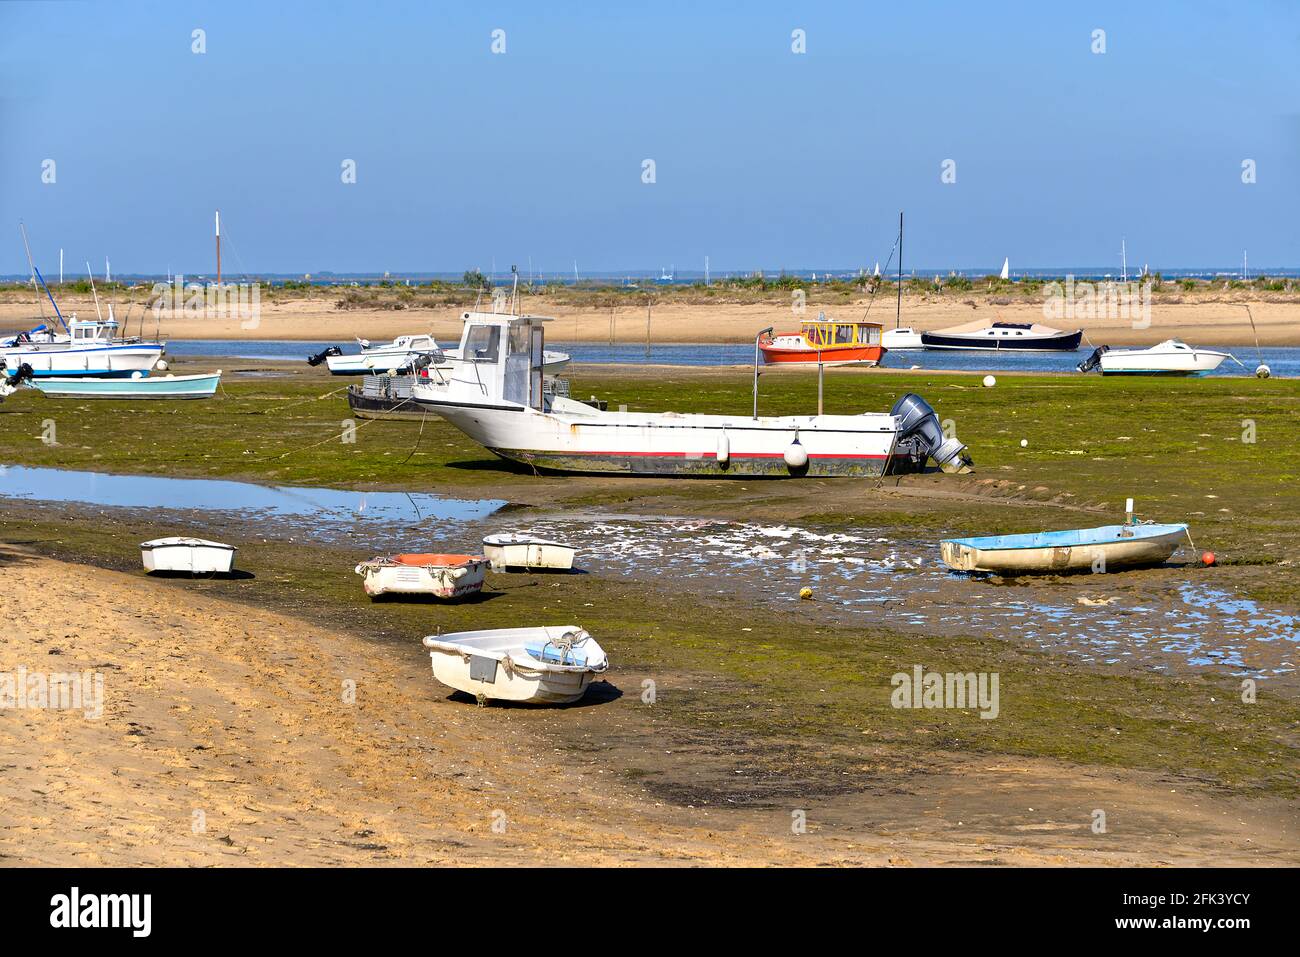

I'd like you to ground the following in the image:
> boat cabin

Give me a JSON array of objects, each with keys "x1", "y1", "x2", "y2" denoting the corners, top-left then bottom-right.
[
  {"x1": 69, "y1": 318, "x2": 119, "y2": 344},
  {"x1": 388, "y1": 334, "x2": 435, "y2": 352},
  {"x1": 799, "y1": 315, "x2": 882, "y2": 348},
  {"x1": 439, "y1": 311, "x2": 549, "y2": 408}
]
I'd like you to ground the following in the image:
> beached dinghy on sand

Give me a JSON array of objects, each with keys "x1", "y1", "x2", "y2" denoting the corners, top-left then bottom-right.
[
  {"x1": 482, "y1": 533, "x2": 577, "y2": 571},
  {"x1": 354, "y1": 553, "x2": 488, "y2": 599},
  {"x1": 141, "y1": 537, "x2": 238, "y2": 575},
  {"x1": 422, "y1": 625, "x2": 608, "y2": 705},
  {"x1": 410, "y1": 311, "x2": 972, "y2": 477},
  {"x1": 940, "y1": 521, "x2": 1188, "y2": 574}
]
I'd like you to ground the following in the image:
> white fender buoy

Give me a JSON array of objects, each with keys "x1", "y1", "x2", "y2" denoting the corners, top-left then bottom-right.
[
  {"x1": 1256, "y1": 364, "x2": 1271, "y2": 379},
  {"x1": 783, "y1": 437, "x2": 808, "y2": 470},
  {"x1": 982, "y1": 374, "x2": 996, "y2": 387},
  {"x1": 130, "y1": 370, "x2": 144, "y2": 379},
  {"x1": 716, "y1": 432, "x2": 730, "y2": 465}
]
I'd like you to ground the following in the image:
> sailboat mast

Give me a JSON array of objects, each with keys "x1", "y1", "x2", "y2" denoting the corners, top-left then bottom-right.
[
  {"x1": 895, "y1": 211, "x2": 903, "y2": 330},
  {"x1": 215, "y1": 210, "x2": 221, "y2": 286}
]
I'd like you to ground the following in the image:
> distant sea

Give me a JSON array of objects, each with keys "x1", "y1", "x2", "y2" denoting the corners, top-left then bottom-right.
[{"x1": 4, "y1": 267, "x2": 1298, "y2": 287}]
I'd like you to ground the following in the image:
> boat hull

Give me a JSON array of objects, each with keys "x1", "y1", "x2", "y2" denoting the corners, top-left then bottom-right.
[
  {"x1": 483, "y1": 538, "x2": 576, "y2": 571},
  {"x1": 882, "y1": 329, "x2": 924, "y2": 350},
  {"x1": 1099, "y1": 351, "x2": 1228, "y2": 376},
  {"x1": 355, "y1": 557, "x2": 488, "y2": 599},
  {"x1": 760, "y1": 343, "x2": 885, "y2": 366},
  {"x1": 31, "y1": 372, "x2": 220, "y2": 399},
  {"x1": 419, "y1": 401, "x2": 904, "y2": 478},
  {"x1": 422, "y1": 626, "x2": 608, "y2": 705},
  {"x1": 141, "y1": 539, "x2": 237, "y2": 574},
  {"x1": 921, "y1": 329, "x2": 1082, "y2": 352},
  {"x1": 0, "y1": 344, "x2": 164, "y2": 377},
  {"x1": 940, "y1": 524, "x2": 1187, "y2": 574}
]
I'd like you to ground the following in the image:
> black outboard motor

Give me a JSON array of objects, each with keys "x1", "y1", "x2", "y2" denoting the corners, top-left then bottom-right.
[
  {"x1": 890, "y1": 393, "x2": 973, "y2": 473},
  {"x1": 1076, "y1": 344, "x2": 1108, "y2": 373},
  {"x1": 307, "y1": 345, "x2": 343, "y2": 366}
]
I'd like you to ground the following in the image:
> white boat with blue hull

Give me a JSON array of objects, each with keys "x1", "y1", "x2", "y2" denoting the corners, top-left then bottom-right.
[
  {"x1": 940, "y1": 522, "x2": 1189, "y2": 574},
  {"x1": 1, "y1": 316, "x2": 164, "y2": 378},
  {"x1": 411, "y1": 311, "x2": 972, "y2": 478}
]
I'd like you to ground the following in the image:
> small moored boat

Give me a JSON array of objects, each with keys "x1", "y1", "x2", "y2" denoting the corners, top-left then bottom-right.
[
  {"x1": 422, "y1": 625, "x2": 609, "y2": 704},
  {"x1": 141, "y1": 537, "x2": 238, "y2": 575},
  {"x1": 354, "y1": 553, "x2": 488, "y2": 599},
  {"x1": 482, "y1": 533, "x2": 577, "y2": 571},
  {"x1": 1087, "y1": 340, "x2": 1238, "y2": 376},
  {"x1": 940, "y1": 522, "x2": 1189, "y2": 575},
  {"x1": 759, "y1": 314, "x2": 885, "y2": 366},
  {"x1": 922, "y1": 319, "x2": 1082, "y2": 352},
  {"x1": 30, "y1": 371, "x2": 221, "y2": 400}
]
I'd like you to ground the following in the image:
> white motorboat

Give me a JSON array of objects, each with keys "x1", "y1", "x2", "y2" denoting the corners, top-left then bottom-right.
[
  {"x1": 140, "y1": 537, "x2": 237, "y2": 574},
  {"x1": 881, "y1": 327, "x2": 924, "y2": 350},
  {"x1": 482, "y1": 533, "x2": 577, "y2": 571},
  {"x1": 354, "y1": 553, "x2": 488, "y2": 599},
  {"x1": 1090, "y1": 339, "x2": 1236, "y2": 376},
  {"x1": 323, "y1": 334, "x2": 442, "y2": 375},
  {"x1": 321, "y1": 332, "x2": 570, "y2": 376},
  {"x1": 410, "y1": 311, "x2": 971, "y2": 477},
  {"x1": 2, "y1": 316, "x2": 165, "y2": 378},
  {"x1": 422, "y1": 625, "x2": 609, "y2": 705}
]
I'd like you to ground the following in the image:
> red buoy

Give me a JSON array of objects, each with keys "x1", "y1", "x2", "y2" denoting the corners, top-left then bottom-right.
[{"x1": 1201, "y1": 551, "x2": 1216, "y2": 567}]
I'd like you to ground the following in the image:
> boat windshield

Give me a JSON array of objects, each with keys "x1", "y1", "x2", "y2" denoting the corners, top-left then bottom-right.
[{"x1": 803, "y1": 321, "x2": 880, "y2": 346}]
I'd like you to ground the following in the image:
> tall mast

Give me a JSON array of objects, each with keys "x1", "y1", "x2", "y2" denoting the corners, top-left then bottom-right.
[
  {"x1": 895, "y1": 211, "x2": 903, "y2": 329},
  {"x1": 215, "y1": 210, "x2": 221, "y2": 286}
]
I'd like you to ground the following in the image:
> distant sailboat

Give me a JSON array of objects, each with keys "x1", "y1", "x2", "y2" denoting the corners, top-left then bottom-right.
[
  {"x1": 873, "y1": 261, "x2": 881, "y2": 277},
  {"x1": 999, "y1": 257, "x2": 1010, "y2": 281}
]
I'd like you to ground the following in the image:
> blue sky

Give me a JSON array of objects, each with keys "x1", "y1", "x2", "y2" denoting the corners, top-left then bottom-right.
[{"x1": 1, "y1": 0, "x2": 1297, "y2": 275}]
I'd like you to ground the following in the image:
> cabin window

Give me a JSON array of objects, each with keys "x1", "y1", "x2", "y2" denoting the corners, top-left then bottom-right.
[
  {"x1": 805, "y1": 325, "x2": 826, "y2": 346},
  {"x1": 835, "y1": 325, "x2": 853, "y2": 344},
  {"x1": 508, "y1": 323, "x2": 530, "y2": 355},
  {"x1": 464, "y1": 325, "x2": 501, "y2": 362}
]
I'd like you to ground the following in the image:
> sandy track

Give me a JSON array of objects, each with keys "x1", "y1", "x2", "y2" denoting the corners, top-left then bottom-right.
[
  {"x1": 2, "y1": 295, "x2": 1296, "y2": 346},
  {"x1": 1, "y1": 550, "x2": 1294, "y2": 866}
]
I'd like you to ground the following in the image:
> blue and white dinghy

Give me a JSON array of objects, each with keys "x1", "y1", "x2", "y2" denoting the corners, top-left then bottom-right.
[{"x1": 940, "y1": 521, "x2": 1189, "y2": 574}]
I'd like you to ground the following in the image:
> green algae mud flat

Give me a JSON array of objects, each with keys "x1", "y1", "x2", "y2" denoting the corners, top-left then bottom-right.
[{"x1": 2, "y1": 360, "x2": 1297, "y2": 865}]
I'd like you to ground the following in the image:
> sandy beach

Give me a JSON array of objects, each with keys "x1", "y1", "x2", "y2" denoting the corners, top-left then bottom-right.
[
  {"x1": 1, "y1": 292, "x2": 1296, "y2": 347},
  {"x1": 2, "y1": 544, "x2": 1295, "y2": 867}
]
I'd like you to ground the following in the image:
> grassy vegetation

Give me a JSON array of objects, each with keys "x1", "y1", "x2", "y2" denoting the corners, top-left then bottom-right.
[{"x1": 4, "y1": 508, "x2": 1297, "y2": 799}]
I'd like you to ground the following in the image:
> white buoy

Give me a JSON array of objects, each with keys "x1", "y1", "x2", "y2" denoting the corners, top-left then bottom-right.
[
  {"x1": 783, "y1": 437, "x2": 808, "y2": 470},
  {"x1": 1256, "y1": 364, "x2": 1271, "y2": 379},
  {"x1": 716, "y1": 432, "x2": 730, "y2": 465},
  {"x1": 1020, "y1": 439, "x2": 1028, "y2": 447},
  {"x1": 983, "y1": 375, "x2": 996, "y2": 387},
  {"x1": 131, "y1": 370, "x2": 144, "y2": 379},
  {"x1": 155, "y1": 359, "x2": 168, "y2": 371}
]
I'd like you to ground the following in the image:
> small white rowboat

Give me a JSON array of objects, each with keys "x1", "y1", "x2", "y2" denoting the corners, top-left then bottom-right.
[
  {"x1": 940, "y1": 522, "x2": 1189, "y2": 574},
  {"x1": 422, "y1": 625, "x2": 609, "y2": 705},
  {"x1": 482, "y1": 533, "x2": 577, "y2": 571},
  {"x1": 141, "y1": 537, "x2": 237, "y2": 574},
  {"x1": 354, "y1": 553, "x2": 488, "y2": 599}
]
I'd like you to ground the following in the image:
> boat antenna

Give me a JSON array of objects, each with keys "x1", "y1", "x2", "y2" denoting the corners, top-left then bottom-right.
[
  {"x1": 753, "y1": 327, "x2": 773, "y2": 419},
  {"x1": 86, "y1": 261, "x2": 103, "y2": 322},
  {"x1": 895, "y1": 211, "x2": 903, "y2": 330},
  {"x1": 511, "y1": 264, "x2": 519, "y2": 315},
  {"x1": 20, "y1": 222, "x2": 68, "y2": 331}
]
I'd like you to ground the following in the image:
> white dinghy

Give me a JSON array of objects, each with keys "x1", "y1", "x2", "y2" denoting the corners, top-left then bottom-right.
[
  {"x1": 141, "y1": 537, "x2": 237, "y2": 575},
  {"x1": 354, "y1": 553, "x2": 488, "y2": 600},
  {"x1": 482, "y1": 533, "x2": 577, "y2": 571},
  {"x1": 422, "y1": 625, "x2": 609, "y2": 705}
]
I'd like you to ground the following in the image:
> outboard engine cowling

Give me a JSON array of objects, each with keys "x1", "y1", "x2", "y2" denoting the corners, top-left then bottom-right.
[
  {"x1": 307, "y1": 346, "x2": 343, "y2": 367},
  {"x1": 890, "y1": 393, "x2": 973, "y2": 473},
  {"x1": 1076, "y1": 344, "x2": 1109, "y2": 373}
]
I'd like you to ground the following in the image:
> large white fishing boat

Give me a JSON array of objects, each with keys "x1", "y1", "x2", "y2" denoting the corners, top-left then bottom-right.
[{"x1": 410, "y1": 311, "x2": 972, "y2": 477}]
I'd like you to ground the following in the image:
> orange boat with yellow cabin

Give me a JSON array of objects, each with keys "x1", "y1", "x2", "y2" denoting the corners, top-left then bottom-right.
[{"x1": 758, "y1": 314, "x2": 887, "y2": 366}]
